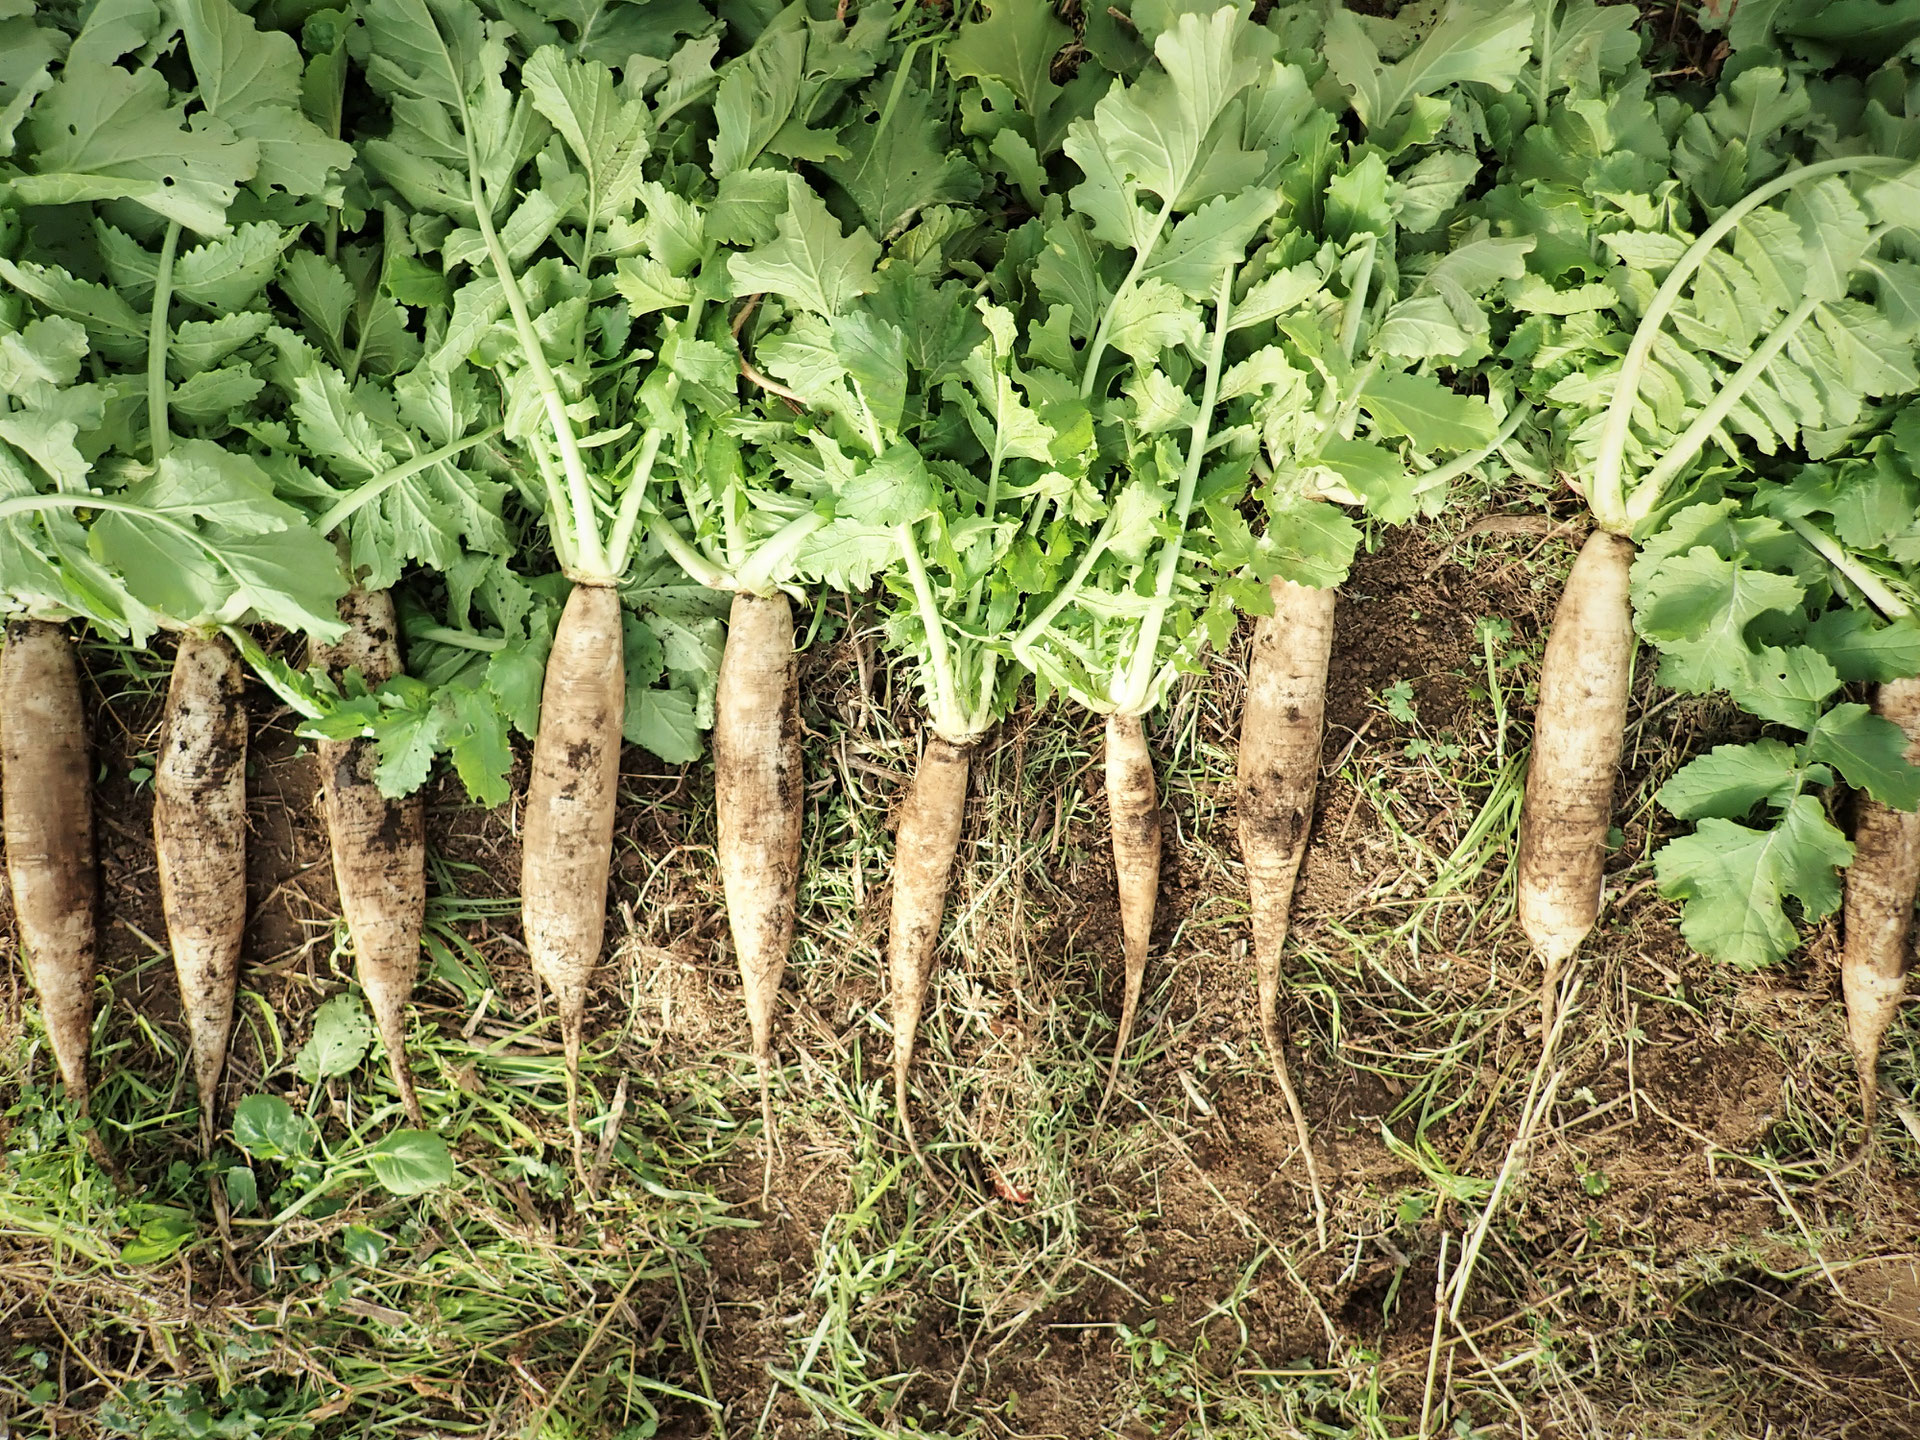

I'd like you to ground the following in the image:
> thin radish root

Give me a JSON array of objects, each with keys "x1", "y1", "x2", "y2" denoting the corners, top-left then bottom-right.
[
  {"x1": 713, "y1": 591, "x2": 803, "y2": 1191},
  {"x1": 2, "y1": 621, "x2": 98, "y2": 1118},
  {"x1": 887, "y1": 734, "x2": 972, "y2": 1176},
  {"x1": 1238, "y1": 577, "x2": 1335, "y2": 1245},
  {"x1": 1842, "y1": 676, "x2": 1920, "y2": 1137},
  {"x1": 314, "y1": 590, "x2": 428, "y2": 1127},
  {"x1": 1099, "y1": 711, "x2": 1161, "y2": 1117},
  {"x1": 1447, "y1": 968, "x2": 1581, "y2": 1320},
  {"x1": 522, "y1": 582, "x2": 626, "y2": 1129},
  {"x1": 1516, "y1": 528, "x2": 1636, "y2": 1014},
  {"x1": 154, "y1": 630, "x2": 248, "y2": 1155}
]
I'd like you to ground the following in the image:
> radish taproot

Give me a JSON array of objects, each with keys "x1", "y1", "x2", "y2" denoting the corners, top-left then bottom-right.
[
  {"x1": 2, "y1": 621, "x2": 98, "y2": 1114},
  {"x1": 1514, "y1": 530, "x2": 1636, "y2": 1012},
  {"x1": 1099, "y1": 713, "x2": 1163, "y2": 1113},
  {"x1": 1237, "y1": 577, "x2": 1334, "y2": 1239},
  {"x1": 314, "y1": 590, "x2": 428, "y2": 1125},
  {"x1": 887, "y1": 735, "x2": 972, "y2": 1170},
  {"x1": 153, "y1": 631, "x2": 248, "y2": 1152},
  {"x1": 1842, "y1": 677, "x2": 1920, "y2": 1132},
  {"x1": 713, "y1": 592, "x2": 803, "y2": 1154},
  {"x1": 521, "y1": 583, "x2": 625, "y2": 1100}
]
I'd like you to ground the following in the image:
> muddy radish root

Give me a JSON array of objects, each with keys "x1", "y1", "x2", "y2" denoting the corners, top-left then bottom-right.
[
  {"x1": 887, "y1": 734, "x2": 972, "y2": 1174},
  {"x1": 522, "y1": 582, "x2": 625, "y2": 1113},
  {"x1": 314, "y1": 590, "x2": 428, "y2": 1126},
  {"x1": 1842, "y1": 677, "x2": 1920, "y2": 1135},
  {"x1": 2, "y1": 621, "x2": 98, "y2": 1116},
  {"x1": 1515, "y1": 529, "x2": 1636, "y2": 1010},
  {"x1": 714, "y1": 592, "x2": 803, "y2": 1175},
  {"x1": 1454, "y1": 531, "x2": 1637, "y2": 1313},
  {"x1": 1099, "y1": 711, "x2": 1162, "y2": 1115},
  {"x1": 155, "y1": 630, "x2": 248, "y2": 1154},
  {"x1": 1237, "y1": 577, "x2": 1334, "y2": 1243}
]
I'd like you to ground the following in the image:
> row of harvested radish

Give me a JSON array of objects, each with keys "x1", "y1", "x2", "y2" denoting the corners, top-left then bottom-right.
[
  {"x1": 3, "y1": 0, "x2": 1918, "y2": 1234},
  {"x1": 1, "y1": 593, "x2": 426, "y2": 1160},
  {"x1": 7, "y1": 580, "x2": 1913, "y2": 1193}
]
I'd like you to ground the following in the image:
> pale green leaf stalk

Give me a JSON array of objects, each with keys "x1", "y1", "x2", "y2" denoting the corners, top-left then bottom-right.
[{"x1": 1591, "y1": 154, "x2": 1911, "y2": 536}]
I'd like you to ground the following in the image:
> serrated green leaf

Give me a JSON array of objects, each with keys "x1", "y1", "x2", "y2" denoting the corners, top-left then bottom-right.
[
  {"x1": 1727, "y1": 644, "x2": 1843, "y2": 731},
  {"x1": 833, "y1": 312, "x2": 910, "y2": 437},
  {"x1": 1393, "y1": 149, "x2": 1480, "y2": 232},
  {"x1": 17, "y1": 58, "x2": 257, "y2": 234},
  {"x1": 522, "y1": 45, "x2": 651, "y2": 228},
  {"x1": 444, "y1": 683, "x2": 513, "y2": 806},
  {"x1": 168, "y1": 364, "x2": 265, "y2": 424},
  {"x1": 823, "y1": 72, "x2": 980, "y2": 238},
  {"x1": 1374, "y1": 294, "x2": 1474, "y2": 360},
  {"x1": 1654, "y1": 794, "x2": 1853, "y2": 969},
  {"x1": 949, "y1": 0, "x2": 1076, "y2": 156},
  {"x1": 371, "y1": 686, "x2": 451, "y2": 798},
  {"x1": 624, "y1": 679, "x2": 701, "y2": 763},
  {"x1": 1105, "y1": 277, "x2": 1202, "y2": 364},
  {"x1": 175, "y1": 0, "x2": 355, "y2": 196},
  {"x1": 1327, "y1": 153, "x2": 1392, "y2": 242},
  {"x1": 170, "y1": 312, "x2": 273, "y2": 377},
  {"x1": 1323, "y1": 0, "x2": 1533, "y2": 131},
  {"x1": 840, "y1": 444, "x2": 934, "y2": 527},
  {"x1": 1805, "y1": 610, "x2": 1920, "y2": 683},
  {"x1": 294, "y1": 992, "x2": 374, "y2": 1083},
  {"x1": 1786, "y1": 177, "x2": 1873, "y2": 304},
  {"x1": 1356, "y1": 371, "x2": 1496, "y2": 451},
  {"x1": 1635, "y1": 546, "x2": 1805, "y2": 647},
  {"x1": 1657, "y1": 739, "x2": 1818, "y2": 820},
  {"x1": 729, "y1": 178, "x2": 880, "y2": 317},
  {"x1": 1805, "y1": 703, "x2": 1920, "y2": 808},
  {"x1": 232, "y1": 1093, "x2": 313, "y2": 1160}
]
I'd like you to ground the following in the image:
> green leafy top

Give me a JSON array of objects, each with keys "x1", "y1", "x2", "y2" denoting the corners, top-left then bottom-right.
[
  {"x1": 1469, "y1": 7, "x2": 1920, "y2": 535},
  {"x1": 353, "y1": 0, "x2": 920, "y2": 596},
  {"x1": 0, "y1": 0, "x2": 359, "y2": 640},
  {"x1": 947, "y1": 1, "x2": 1513, "y2": 718},
  {"x1": 348, "y1": 0, "x2": 958, "y2": 764}
]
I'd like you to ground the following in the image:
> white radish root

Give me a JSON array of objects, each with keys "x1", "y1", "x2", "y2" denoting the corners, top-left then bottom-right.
[
  {"x1": 1842, "y1": 676, "x2": 1920, "y2": 1136},
  {"x1": 1456, "y1": 528, "x2": 1635, "y2": 1315},
  {"x1": 887, "y1": 734, "x2": 972, "y2": 1176},
  {"x1": 713, "y1": 591, "x2": 804, "y2": 1187},
  {"x1": 1099, "y1": 711, "x2": 1161, "y2": 1116},
  {"x1": 2, "y1": 620, "x2": 98, "y2": 1117},
  {"x1": 1237, "y1": 577, "x2": 1334, "y2": 1244},
  {"x1": 154, "y1": 630, "x2": 248, "y2": 1155},
  {"x1": 314, "y1": 590, "x2": 428, "y2": 1126},
  {"x1": 521, "y1": 582, "x2": 626, "y2": 1123},
  {"x1": 1515, "y1": 529, "x2": 1637, "y2": 1016}
]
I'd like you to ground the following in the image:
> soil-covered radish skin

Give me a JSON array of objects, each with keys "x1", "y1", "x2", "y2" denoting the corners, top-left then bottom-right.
[
  {"x1": 154, "y1": 630, "x2": 248, "y2": 1154},
  {"x1": 1100, "y1": 711, "x2": 1162, "y2": 1114},
  {"x1": 313, "y1": 589, "x2": 428, "y2": 1126},
  {"x1": 1240, "y1": 578, "x2": 1334, "y2": 996},
  {"x1": 887, "y1": 734, "x2": 973, "y2": 1174},
  {"x1": 1237, "y1": 577, "x2": 1335, "y2": 1243},
  {"x1": 1516, "y1": 530, "x2": 1636, "y2": 1003},
  {"x1": 521, "y1": 582, "x2": 626, "y2": 1089},
  {"x1": 1, "y1": 621, "x2": 98, "y2": 1115},
  {"x1": 1842, "y1": 677, "x2": 1920, "y2": 1136},
  {"x1": 713, "y1": 591, "x2": 803, "y2": 1173}
]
